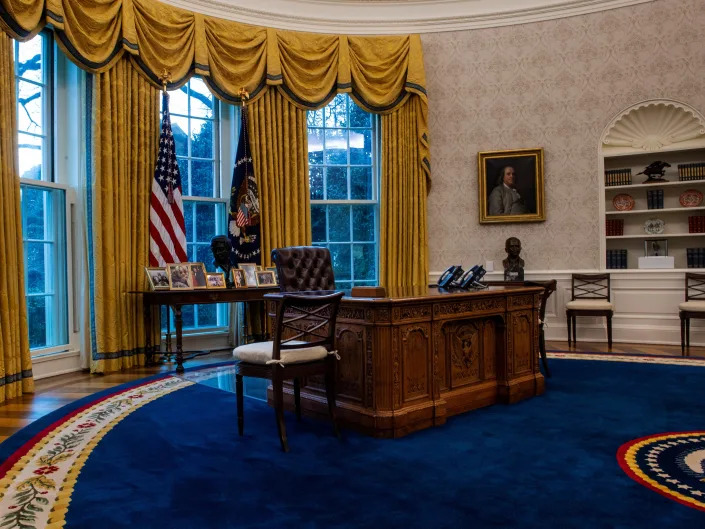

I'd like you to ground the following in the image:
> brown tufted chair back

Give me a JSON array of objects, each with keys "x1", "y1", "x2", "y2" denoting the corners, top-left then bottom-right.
[{"x1": 271, "y1": 246, "x2": 336, "y2": 292}]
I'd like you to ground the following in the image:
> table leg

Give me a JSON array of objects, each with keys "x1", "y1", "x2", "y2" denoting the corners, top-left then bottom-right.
[
  {"x1": 144, "y1": 298, "x2": 153, "y2": 366},
  {"x1": 165, "y1": 306, "x2": 172, "y2": 361},
  {"x1": 174, "y1": 304, "x2": 184, "y2": 374}
]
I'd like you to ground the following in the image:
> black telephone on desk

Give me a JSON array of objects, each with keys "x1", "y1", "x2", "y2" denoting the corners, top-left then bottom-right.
[
  {"x1": 458, "y1": 265, "x2": 487, "y2": 289},
  {"x1": 438, "y1": 265, "x2": 464, "y2": 289}
]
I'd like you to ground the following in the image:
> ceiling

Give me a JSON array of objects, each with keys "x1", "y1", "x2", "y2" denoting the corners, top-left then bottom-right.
[{"x1": 160, "y1": 0, "x2": 656, "y2": 34}]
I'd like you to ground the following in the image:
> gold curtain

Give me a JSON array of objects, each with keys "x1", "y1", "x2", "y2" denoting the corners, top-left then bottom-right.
[
  {"x1": 380, "y1": 95, "x2": 429, "y2": 288},
  {"x1": 0, "y1": 33, "x2": 33, "y2": 402},
  {"x1": 91, "y1": 57, "x2": 158, "y2": 373},
  {"x1": 249, "y1": 90, "x2": 311, "y2": 265}
]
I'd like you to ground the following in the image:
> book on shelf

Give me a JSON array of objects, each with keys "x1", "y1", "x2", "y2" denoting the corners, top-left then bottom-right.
[
  {"x1": 689, "y1": 248, "x2": 705, "y2": 268},
  {"x1": 678, "y1": 162, "x2": 705, "y2": 181},
  {"x1": 606, "y1": 249, "x2": 627, "y2": 269},
  {"x1": 689, "y1": 215, "x2": 705, "y2": 233},
  {"x1": 605, "y1": 218, "x2": 624, "y2": 236},
  {"x1": 646, "y1": 189, "x2": 664, "y2": 209},
  {"x1": 605, "y1": 168, "x2": 632, "y2": 186}
]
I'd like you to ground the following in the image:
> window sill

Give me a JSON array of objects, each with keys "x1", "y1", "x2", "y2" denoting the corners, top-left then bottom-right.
[{"x1": 31, "y1": 348, "x2": 80, "y2": 363}]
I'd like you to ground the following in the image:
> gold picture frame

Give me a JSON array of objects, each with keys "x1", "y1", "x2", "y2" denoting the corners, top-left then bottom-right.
[
  {"x1": 255, "y1": 270, "x2": 277, "y2": 287},
  {"x1": 145, "y1": 267, "x2": 170, "y2": 290},
  {"x1": 478, "y1": 148, "x2": 545, "y2": 224},
  {"x1": 266, "y1": 266, "x2": 279, "y2": 285},
  {"x1": 189, "y1": 262, "x2": 208, "y2": 289},
  {"x1": 206, "y1": 272, "x2": 226, "y2": 289},
  {"x1": 238, "y1": 263, "x2": 258, "y2": 287},
  {"x1": 167, "y1": 263, "x2": 193, "y2": 290},
  {"x1": 232, "y1": 268, "x2": 248, "y2": 288}
]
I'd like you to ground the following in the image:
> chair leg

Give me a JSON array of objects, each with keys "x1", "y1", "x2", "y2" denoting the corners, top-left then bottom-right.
[
  {"x1": 294, "y1": 377, "x2": 301, "y2": 421},
  {"x1": 680, "y1": 313, "x2": 686, "y2": 356},
  {"x1": 539, "y1": 329, "x2": 551, "y2": 378},
  {"x1": 325, "y1": 356, "x2": 341, "y2": 439},
  {"x1": 235, "y1": 374, "x2": 244, "y2": 436},
  {"x1": 606, "y1": 314, "x2": 613, "y2": 350},
  {"x1": 572, "y1": 315, "x2": 577, "y2": 346},
  {"x1": 272, "y1": 372, "x2": 289, "y2": 452},
  {"x1": 686, "y1": 317, "x2": 691, "y2": 349},
  {"x1": 566, "y1": 312, "x2": 571, "y2": 345}
]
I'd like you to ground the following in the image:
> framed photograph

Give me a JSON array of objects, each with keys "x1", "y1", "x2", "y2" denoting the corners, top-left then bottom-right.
[
  {"x1": 206, "y1": 272, "x2": 226, "y2": 289},
  {"x1": 238, "y1": 263, "x2": 258, "y2": 287},
  {"x1": 189, "y1": 262, "x2": 208, "y2": 289},
  {"x1": 266, "y1": 266, "x2": 279, "y2": 284},
  {"x1": 145, "y1": 267, "x2": 170, "y2": 290},
  {"x1": 167, "y1": 263, "x2": 193, "y2": 290},
  {"x1": 478, "y1": 148, "x2": 545, "y2": 224},
  {"x1": 645, "y1": 239, "x2": 668, "y2": 257},
  {"x1": 255, "y1": 270, "x2": 277, "y2": 287},
  {"x1": 232, "y1": 268, "x2": 247, "y2": 288}
]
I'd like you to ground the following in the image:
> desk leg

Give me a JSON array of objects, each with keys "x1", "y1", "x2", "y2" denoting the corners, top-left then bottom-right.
[
  {"x1": 144, "y1": 299, "x2": 153, "y2": 366},
  {"x1": 174, "y1": 304, "x2": 184, "y2": 374},
  {"x1": 165, "y1": 306, "x2": 172, "y2": 361}
]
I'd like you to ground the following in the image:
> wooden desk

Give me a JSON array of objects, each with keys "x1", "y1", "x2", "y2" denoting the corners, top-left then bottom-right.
[
  {"x1": 139, "y1": 287, "x2": 278, "y2": 373},
  {"x1": 268, "y1": 285, "x2": 544, "y2": 438}
]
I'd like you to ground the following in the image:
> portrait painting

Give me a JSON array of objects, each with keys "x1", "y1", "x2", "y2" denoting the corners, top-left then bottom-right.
[
  {"x1": 232, "y1": 268, "x2": 247, "y2": 288},
  {"x1": 255, "y1": 270, "x2": 276, "y2": 287},
  {"x1": 190, "y1": 263, "x2": 208, "y2": 289},
  {"x1": 238, "y1": 263, "x2": 258, "y2": 287},
  {"x1": 145, "y1": 267, "x2": 170, "y2": 290},
  {"x1": 206, "y1": 272, "x2": 226, "y2": 289},
  {"x1": 478, "y1": 148, "x2": 545, "y2": 224},
  {"x1": 167, "y1": 263, "x2": 193, "y2": 290}
]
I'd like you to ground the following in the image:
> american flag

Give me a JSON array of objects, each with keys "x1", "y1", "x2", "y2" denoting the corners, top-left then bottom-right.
[{"x1": 149, "y1": 92, "x2": 187, "y2": 266}]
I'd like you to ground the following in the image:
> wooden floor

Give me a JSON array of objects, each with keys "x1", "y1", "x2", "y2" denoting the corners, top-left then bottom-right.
[{"x1": 1, "y1": 341, "x2": 703, "y2": 445}]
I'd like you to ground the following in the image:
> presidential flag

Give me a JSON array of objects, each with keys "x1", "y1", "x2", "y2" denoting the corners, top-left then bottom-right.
[
  {"x1": 149, "y1": 92, "x2": 187, "y2": 266},
  {"x1": 228, "y1": 106, "x2": 261, "y2": 264}
]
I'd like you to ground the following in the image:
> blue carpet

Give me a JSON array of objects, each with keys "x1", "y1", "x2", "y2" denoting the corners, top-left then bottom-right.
[{"x1": 3, "y1": 359, "x2": 705, "y2": 528}]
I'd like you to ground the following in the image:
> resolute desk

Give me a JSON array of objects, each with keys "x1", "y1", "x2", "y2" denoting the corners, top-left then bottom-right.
[{"x1": 268, "y1": 285, "x2": 545, "y2": 438}]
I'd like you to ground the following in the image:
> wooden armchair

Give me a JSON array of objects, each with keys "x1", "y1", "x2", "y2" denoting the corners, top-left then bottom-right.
[
  {"x1": 232, "y1": 291, "x2": 344, "y2": 452},
  {"x1": 566, "y1": 273, "x2": 614, "y2": 349},
  {"x1": 679, "y1": 272, "x2": 705, "y2": 356}
]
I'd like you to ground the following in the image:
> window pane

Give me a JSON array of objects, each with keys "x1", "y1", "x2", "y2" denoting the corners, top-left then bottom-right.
[
  {"x1": 197, "y1": 304, "x2": 217, "y2": 327},
  {"x1": 22, "y1": 186, "x2": 46, "y2": 239},
  {"x1": 17, "y1": 80, "x2": 43, "y2": 134},
  {"x1": 308, "y1": 109, "x2": 323, "y2": 127},
  {"x1": 328, "y1": 205, "x2": 350, "y2": 242},
  {"x1": 169, "y1": 87, "x2": 189, "y2": 116},
  {"x1": 326, "y1": 167, "x2": 347, "y2": 200},
  {"x1": 191, "y1": 160, "x2": 214, "y2": 197},
  {"x1": 196, "y1": 203, "x2": 216, "y2": 242},
  {"x1": 324, "y1": 129, "x2": 347, "y2": 165},
  {"x1": 24, "y1": 242, "x2": 47, "y2": 294},
  {"x1": 18, "y1": 133, "x2": 43, "y2": 180},
  {"x1": 189, "y1": 78, "x2": 213, "y2": 118},
  {"x1": 184, "y1": 202, "x2": 194, "y2": 247},
  {"x1": 324, "y1": 95, "x2": 348, "y2": 127},
  {"x1": 16, "y1": 38, "x2": 43, "y2": 83},
  {"x1": 177, "y1": 158, "x2": 189, "y2": 191},
  {"x1": 352, "y1": 205, "x2": 375, "y2": 242},
  {"x1": 27, "y1": 296, "x2": 47, "y2": 348},
  {"x1": 353, "y1": 243, "x2": 376, "y2": 281},
  {"x1": 310, "y1": 165, "x2": 323, "y2": 200},
  {"x1": 308, "y1": 129, "x2": 323, "y2": 165},
  {"x1": 190, "y1": 118, "x2": 213, "y2": 159},
  {"x1": 329, "y1": 244, "x2": 351, "y2": 280},
  {"x1": 350, "y1": 129, "x2": 372, "y2": 165},
  {"x1": 311, "y1": 205, "x2": 326, "y2": 242},
  {"x1": 172, "y1": 116, "x2": 189, "y2": 156},
  {"x1": 180, "y1": 304, "x2": 195, "y2": 329},
  {"x1": 197, "y1": 244, "x2": 215, "y2": 271},
  {"x1": 349, "y1": 102, "x2": 371, "y2": 128},
  {"x1": 350, "y1": 167, "x2": 372, "y2": 200}
]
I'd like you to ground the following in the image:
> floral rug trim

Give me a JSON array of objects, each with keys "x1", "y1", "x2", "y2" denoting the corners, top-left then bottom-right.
[
  {"x1": 547, "y1": 351, "x2": 705, "y2": 366},
  {"x1": 0, "y1": 375, "x2": 193, "y2": 529}
]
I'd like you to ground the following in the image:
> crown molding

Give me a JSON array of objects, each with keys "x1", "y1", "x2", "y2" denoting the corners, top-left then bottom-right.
[{"x1": 159, "y1": 0, "x2": 657, "y2": 34}]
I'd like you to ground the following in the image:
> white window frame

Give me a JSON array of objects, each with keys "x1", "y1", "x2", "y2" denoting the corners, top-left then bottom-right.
[{"x1": 308, "y1": 95, "x2": 380, "y2": 289}]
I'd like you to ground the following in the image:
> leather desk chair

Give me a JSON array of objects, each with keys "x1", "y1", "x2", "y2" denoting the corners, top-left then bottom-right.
[
  {"x1": 271, "y1": 246, "x2": 336, "y2": 292},
  {"x1": 679, "y1": 272, "x2": 705, "y2": 356},
  {"x1": 565, "y1": 273, "x2": 613, "y2": 349}
]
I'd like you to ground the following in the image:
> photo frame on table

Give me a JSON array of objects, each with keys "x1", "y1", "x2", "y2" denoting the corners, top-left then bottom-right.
[
  {"x1": 238, "y1": 263, "x2": 258, "y2": 287},
  {"x1": 645, "y1": 239, "x2": 668, "y2": 257},
  {"x1": 206, "y1": 272, "x2": 226, "y2": 289},
  {"x1": 232, "y1": 268, "x2": 247, "y2": 288},
  {"x1": 189, "y1": 262, "x2": 208, "y2": 289},
  {"x1": 167, "y1": 263, "x2": 193, "y2": 290},
  {"x1": 255, "y1": 270, "x2": 277, "y2": 287},
  {"x1": 478, "y1": 148, "x2": 545, "y2": 224},
  {"x1": 145, "y1": 267, "x2": 170, "y2": 290},
  {"x1": 266, "y1": 266, "x2": 279, "y2": 284}
]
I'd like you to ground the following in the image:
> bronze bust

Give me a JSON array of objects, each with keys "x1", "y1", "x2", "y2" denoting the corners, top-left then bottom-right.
[
  {"x1": 503, "y1": 236, "x2": 524, "y2": 281},
  {"x1": 210, "y1": 235, "x2": 235, "y2": 287}
]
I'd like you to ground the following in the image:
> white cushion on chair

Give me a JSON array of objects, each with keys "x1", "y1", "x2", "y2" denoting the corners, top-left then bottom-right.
[
  {"x1": 566, "y1": 300, "x2": 614, "y2": 311},
  {"x1": 679, "y1": 301, "x2": 705, "y2": 312},
  {"x1": 233, "y1": 340, "x2": 329, "y2": 365}
]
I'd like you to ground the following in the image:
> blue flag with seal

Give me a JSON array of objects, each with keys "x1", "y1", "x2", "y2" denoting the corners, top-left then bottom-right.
[{"x1": 228, "y1": 105, "x2": 261, "y2": 265}]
